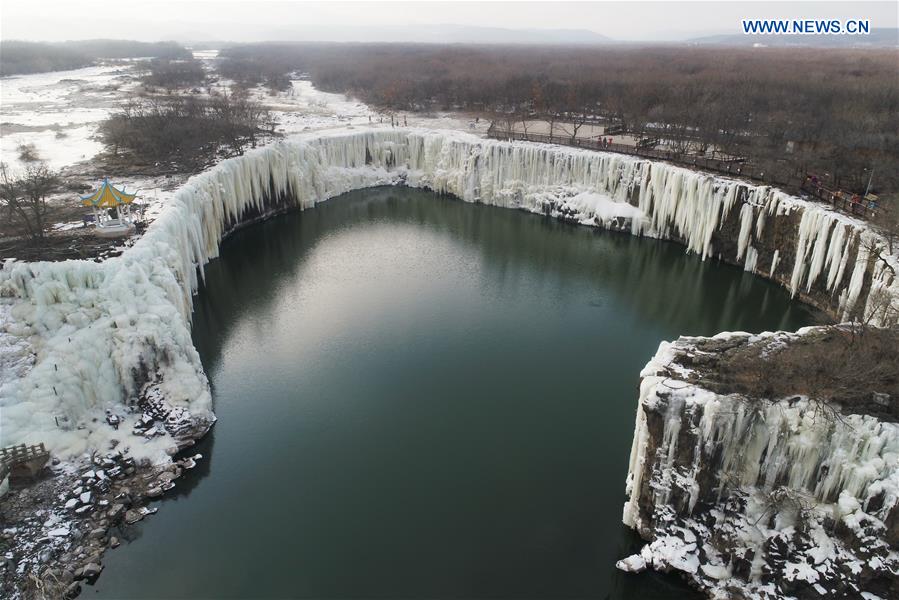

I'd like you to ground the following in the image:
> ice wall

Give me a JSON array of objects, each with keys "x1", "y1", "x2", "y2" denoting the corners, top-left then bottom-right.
[
  {"x1": 624, "y1": 333, "x2": 899, "y2": 531},
  {"x1": 621, "y1": 330, "x2": 899, "y2": 597},
  {"x1": 1, "y1": 129, "x2": 897, "y2": 459}
]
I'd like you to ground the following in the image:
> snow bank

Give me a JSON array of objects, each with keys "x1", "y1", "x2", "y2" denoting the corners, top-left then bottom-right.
[{"x1": 1, "y1": 129, "x2": 897, "y2": 460}]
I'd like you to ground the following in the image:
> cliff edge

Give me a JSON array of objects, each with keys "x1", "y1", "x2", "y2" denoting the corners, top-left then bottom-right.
[{"x1": 620, "y1": 325, "x2": 899, "y2": 599}]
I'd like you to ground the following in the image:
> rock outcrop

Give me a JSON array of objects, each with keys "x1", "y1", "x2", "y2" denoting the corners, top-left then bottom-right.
[{"x1": 620, "y1": 326, "x2": 899, "y2": 599}]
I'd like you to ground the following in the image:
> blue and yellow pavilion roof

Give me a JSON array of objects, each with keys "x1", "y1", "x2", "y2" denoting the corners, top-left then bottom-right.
[{"x1": 81, "y1": 178, "x2": 137, "y2": 208}]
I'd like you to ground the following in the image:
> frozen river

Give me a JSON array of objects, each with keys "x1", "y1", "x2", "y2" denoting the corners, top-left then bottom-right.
[{"x1": 0, "y1": 64, "x2": 131, "y2": 170}]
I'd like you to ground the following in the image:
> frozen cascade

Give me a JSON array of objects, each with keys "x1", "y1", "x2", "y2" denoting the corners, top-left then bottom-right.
[
  {"x1": 1, "y1": 129, "x2": 897, "y2": 460},
  {"x1": 624, "y1": 333, "x2": 899, "y2": 526}
]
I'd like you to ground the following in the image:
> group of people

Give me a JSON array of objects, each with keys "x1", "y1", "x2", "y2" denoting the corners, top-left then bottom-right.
[
  {"x1": 368, "y1": 115, "x2": 408, "y2": 127},
  {"x1": 804, "y1": 174, "x2": 877, "y2": 215},
  {"x1": 600, "y1": 137, "x2": 614, "y2": 148}
]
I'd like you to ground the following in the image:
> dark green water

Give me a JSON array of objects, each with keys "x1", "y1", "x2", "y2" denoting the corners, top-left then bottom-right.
[{"x1": 90, "y1": 186, "x2": 817, "y2": 599}]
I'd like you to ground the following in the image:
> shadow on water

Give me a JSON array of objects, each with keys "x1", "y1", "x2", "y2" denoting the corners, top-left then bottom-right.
[
  {"x1": 194, "y1": 189, "x2": 820, "y2": 371},
  {"x1": 89, "y1": 186, "x2": 818, "y2": 599}
]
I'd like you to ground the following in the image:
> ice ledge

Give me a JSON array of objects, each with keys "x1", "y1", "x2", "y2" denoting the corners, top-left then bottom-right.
[{"x1": 622, "y1": 326, "x2": 899, "y2": 598}]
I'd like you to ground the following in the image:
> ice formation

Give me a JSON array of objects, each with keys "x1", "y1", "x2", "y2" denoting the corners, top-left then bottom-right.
[
  {"x1": 624, "y1": 332, "x2": 899, "y2": 531},
  {"x1": 1, "y1": 129, "x2": 897, "y2": 461},
  {"x1": 622, "y1": 330, "x2": 899, "y2": 597}
]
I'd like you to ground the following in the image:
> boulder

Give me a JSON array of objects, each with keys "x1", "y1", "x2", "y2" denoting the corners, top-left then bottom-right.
[
  {"x1": 81, "y1": 562, "x2": 102, "y2": 579},
  {"x1": 107, "y1": 503, "x2": 125, "y2": 520},
  {"x1": 64, "y1": 582, "x2": 81, "y2": 599},
  {"x1": 124, "y1": 509, "x2": 143, "y2": 524}
]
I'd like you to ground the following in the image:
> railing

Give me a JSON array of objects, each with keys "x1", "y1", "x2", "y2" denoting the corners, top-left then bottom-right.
[
  {"x1": 486, "y1": 126, "x2": 796, "y2": 189},
  {"x1": 800, "y1": 181, "x2": 878, "y2": 221},
  {"x1": 0, "y1": 443, "x2": 50, "y2": 481}
]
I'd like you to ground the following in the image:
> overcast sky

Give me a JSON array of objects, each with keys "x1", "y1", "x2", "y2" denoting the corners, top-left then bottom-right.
[{"x1": 3, "y1": 0, "x2": 897, "y2": 43}]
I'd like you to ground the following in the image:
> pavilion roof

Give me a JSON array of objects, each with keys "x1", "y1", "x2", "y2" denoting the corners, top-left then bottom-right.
[{"x1": 81, "y1": 178, "x2": 137, "y2": 208}]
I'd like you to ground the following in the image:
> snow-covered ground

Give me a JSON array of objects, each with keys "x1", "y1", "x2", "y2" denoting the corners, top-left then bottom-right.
[
  {"x1": 194, "y1": 48, "x2": 484, "y2": 138},
  {"x1": 0, "y1": 60, "x2": 187, "y2": 242},
  {"x1": 271, "y1": 79, "x2": 489, "y2": 135},
  {"x1": 0, "y1": 64, "x2": 136, "y2": 170},
  {"x1": 232, "y1": 74, "x2": 486, "y2": 137}
]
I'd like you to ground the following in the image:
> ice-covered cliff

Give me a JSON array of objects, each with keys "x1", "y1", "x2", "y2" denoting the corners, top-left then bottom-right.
[
  {"x1": 1, "y1": 129, "x2": 897, "y2": 460},
  {"x1": 620, "y1": 327, "x2": 899, "y2": 598}
]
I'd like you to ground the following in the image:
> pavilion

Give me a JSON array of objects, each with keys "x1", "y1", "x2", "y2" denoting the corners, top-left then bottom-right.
[{"x1": 81, "y1": 178, "x2": 137, "y2": 237}]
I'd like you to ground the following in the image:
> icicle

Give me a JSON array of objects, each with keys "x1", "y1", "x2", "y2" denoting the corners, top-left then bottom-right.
[
  {"x1": 841, "y1": 236, "x2": 872, "y2": 320},
  {"x1": 737, "y1": 203, "x2": 754, "y2": 261},
  {"x1": 623, "y1": 374, "x2": 660, "y2": 529},
  {"x1": 744, "y1": 247, "x2": 758, "y2": 273}
]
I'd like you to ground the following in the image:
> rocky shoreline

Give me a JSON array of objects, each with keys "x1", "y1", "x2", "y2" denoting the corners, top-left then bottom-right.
[{"x1": 0, "y1": 385, "x2": 213, "y2": 600}]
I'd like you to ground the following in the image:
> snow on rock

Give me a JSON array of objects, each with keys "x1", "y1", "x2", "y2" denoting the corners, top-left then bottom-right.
[
  {"x1": 615, "y1": 553, "x2": 647, "y2": 573},
  {"x1": 1, "y1": 129, "x2": 897, "y2": 465}
]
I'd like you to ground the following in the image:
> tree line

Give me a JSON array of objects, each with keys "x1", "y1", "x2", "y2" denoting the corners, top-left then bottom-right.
[
  {"x1": 219, "y1": 43, "x2": 899, "y2": 195},
  {"x1": 140, "y1": 57, "x2": 208, "y2": 90},
  {"x1": 0, "y1": 40, "x2": 190, "y2": 76}
]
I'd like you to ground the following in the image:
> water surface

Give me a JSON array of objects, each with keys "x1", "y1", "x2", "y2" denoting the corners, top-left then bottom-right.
[{"x1": 90, "y1": 186, "x2": 817, "y2": 598}]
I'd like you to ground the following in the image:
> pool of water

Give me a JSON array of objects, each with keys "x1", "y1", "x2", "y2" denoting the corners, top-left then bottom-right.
[{"x1": 89, "y1": 186, "x2": 817, "y2": 598}]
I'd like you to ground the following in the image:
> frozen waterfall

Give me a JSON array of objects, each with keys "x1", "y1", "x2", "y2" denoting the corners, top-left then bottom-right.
[{"x1": 1, "y1": 129, "x2": 896, "y2": 459}]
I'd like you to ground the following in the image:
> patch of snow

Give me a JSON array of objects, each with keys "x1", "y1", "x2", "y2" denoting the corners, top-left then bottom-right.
[{"x1": 615, "y1": 553, "x2": 647, "y2": 572}]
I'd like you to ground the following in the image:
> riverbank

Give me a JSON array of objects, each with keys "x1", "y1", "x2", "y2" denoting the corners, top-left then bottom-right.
[{"x1": 0, "y1": 384, "x2": 211, "y2": 599}]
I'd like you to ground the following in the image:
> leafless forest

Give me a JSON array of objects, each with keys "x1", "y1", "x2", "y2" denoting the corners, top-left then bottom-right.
[
  {"x1": 0, "y1": 40, "x2": 189, "y2": 76},
  {"x1": 221, "y1": 43, "x2": 899, "y2": 195}
]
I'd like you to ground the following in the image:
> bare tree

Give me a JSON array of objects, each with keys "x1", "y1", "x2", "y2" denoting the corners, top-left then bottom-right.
[
  {"x1": 872, "y1": 194, "x2": 899, "y2": 254},
  {"x1": 0, "y1": 162, "x2": 61, "y2": 243},
  {"x1": 17, "y1": 143, "x2": 40, "y2": 163},
  {"x1": 142, "y1": 57, "x2": 206, "y2": 90},
  {"x1": 559, "y1": 83, "x2": 595, "y2": 144}
]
